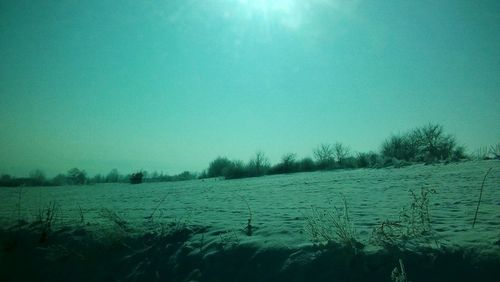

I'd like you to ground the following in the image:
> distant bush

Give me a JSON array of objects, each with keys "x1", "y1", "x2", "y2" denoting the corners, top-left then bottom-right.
[
  {"x1": 356, "y1": 153, "x2": 369, "y2": 168},
  {"x1": 147, "y1": 171, "x2": 196, "y2": 182},
  {"x1": 207, "y1": 157, "x2": 233, "y2": 178},
  {"x1": 299, "y1": 157, "x2": 316, "y2": 172},
  {"x1": 130, "y1": 171, "x2": 144, "y2": 184},
  {"x1": 0, "y1": 174, "x2": 29, "y2": 187},
  {"x1": 0, "y1": 170, "x2": 53, "y2": 187},
  {"x1": 171, "y1": 171, "x2": 196, "y2": 181},
  {"x1": 381, "y1": 134, "x2": 416, "y2": 161},
  {"x1": 356, "y1": 152, "x2": 381, "y2": 168},
  {"x1": 67, "y1": 168, "x2": 87, "y2": 185},
  {"x1": 29, "y1": 170, "x2": 46, "y2": 186},
  {"x1": 0, "y1": 174, "x2": 13, "y2": 187},
  {"x1": 269, "y1": 153, "x2": 300, "y2": 174},
  {"x1": 223, "y1": 160, "x2": 248, "y2": 179},
  {"x1": 51, "y1": 174, "x2": 68, "y2": 186},
  {"x1": 204, "y1": 157, "x2": 255, "y2": 179},
  {"x1": 341, "y1": 157, "x2": 357, "y2": 169},
  {"x1": 90, "y1": 174, "x2": 104, "y2": 184},
  {"x1": 198, "y1": 170, "x2": 208, "y2": 179},
  {"x1": 381, "y1": 123, "x2": 464, "y2": 163},
  {"x1": 451, "y1": 146, "x2": 467, "y2": 161},
  {"x1": 106, "y1": 169, "x2": 121, "y2": 183}
]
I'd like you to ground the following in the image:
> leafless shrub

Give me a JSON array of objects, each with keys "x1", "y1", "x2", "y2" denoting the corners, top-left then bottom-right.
[
  {"x1": 382, "y1": 123, "x2": 461, "y2": 162},
  {"x1": 100, "y1": 208, "x2": 128, "y2": 231},
  {"x1": 371, "y1": 187, "x2": 437, "y2": 249},
  {"x1": 36, "y1": 201, "x2": 59, "y2": 243},
  {"x1": 305, "y1": 195, "x2": 360, "y2": 249},
  {"x1": 239, "y1": 195, "x2": 253, "y2": 236}
]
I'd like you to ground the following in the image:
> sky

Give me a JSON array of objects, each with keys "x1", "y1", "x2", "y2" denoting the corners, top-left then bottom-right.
[{"x1": 1, "y1": 0, "x2": 499, "y2": 177}]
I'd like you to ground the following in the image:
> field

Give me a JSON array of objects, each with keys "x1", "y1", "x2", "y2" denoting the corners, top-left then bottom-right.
[{"x1": 1, "y1": 160, "x2": 499, "y2": 281}]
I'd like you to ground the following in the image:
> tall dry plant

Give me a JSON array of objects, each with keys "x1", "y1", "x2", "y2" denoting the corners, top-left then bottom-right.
[
  {"x1": 305, "y1": 195, "x2": 360, "y2": 249},
  {"x1": 371, "y1": 187, "x2": 438, "y2": 249}
]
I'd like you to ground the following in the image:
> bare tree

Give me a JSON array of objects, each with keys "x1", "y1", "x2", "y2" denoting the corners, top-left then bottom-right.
[
  {"x1": 29, "y1": 169, "x2": 46, "y2": 186},
  {"x1": 281, "y1": 153, "x2": 297, "y2": 164},
  {"x1": 280, "y1": 153, "x2": 298, "y2": 173},
  {"x1": 248, "y1": 151, "x2": 270, "y2": 176},
  {"x1": 411, "y1": 123, "x2": 456, "y2": 161},
  {"x1": 106, "y1": 169, "x2": 120, "y2": 183},
  {"x1": 313, "y1": 144, "x2": 335, "y2": 169},
  {"x1": 334, "y1": 142, "x2": 350, "y2": 164}
]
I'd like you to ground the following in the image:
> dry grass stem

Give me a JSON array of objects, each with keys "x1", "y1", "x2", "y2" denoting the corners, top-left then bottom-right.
[{"x1": 472, "y1": 167, "x2": 493, "y2": 228}]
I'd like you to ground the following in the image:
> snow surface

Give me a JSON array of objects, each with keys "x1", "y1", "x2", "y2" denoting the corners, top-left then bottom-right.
[
  {"x1": 1, "y1": 160, "x2": 500, "y2": 281},
  {"x1": 1, "y1": 160, "x2": 499, "y2": 252}
]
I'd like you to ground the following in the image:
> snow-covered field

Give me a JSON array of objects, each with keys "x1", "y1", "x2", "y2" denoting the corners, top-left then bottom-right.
[
  {"x1": 2, "y1": 160, "x2": 499, "y2": 249},
  {"x1": 1, "y1": 160, "x2": 499, "y2": 281}
]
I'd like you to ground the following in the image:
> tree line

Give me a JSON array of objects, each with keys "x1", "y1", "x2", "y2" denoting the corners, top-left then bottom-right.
[
  {"x1": 2, "y1": 123, "x2": 496, "y2": 186},
  {"x1": 199, "y1": 123, "x2": 471, "y2": 180},
  {"x1": 0, "y1": 167, "x2": 196, "y2": 187}
]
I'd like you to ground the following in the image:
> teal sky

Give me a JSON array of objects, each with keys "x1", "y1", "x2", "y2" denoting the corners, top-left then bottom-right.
[{"x1": 1, "y1": 0, "x2": 499, "y2": 177}]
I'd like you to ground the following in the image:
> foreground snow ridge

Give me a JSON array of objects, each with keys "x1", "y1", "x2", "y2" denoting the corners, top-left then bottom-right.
[{"x1": 1, "y1": 221, "x2": 499, "y2": 282}]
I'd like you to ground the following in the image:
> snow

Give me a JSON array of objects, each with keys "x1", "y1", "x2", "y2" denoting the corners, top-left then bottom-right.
[{"x1": 1, "y1": 160, "x2": 499, "y2": 281}]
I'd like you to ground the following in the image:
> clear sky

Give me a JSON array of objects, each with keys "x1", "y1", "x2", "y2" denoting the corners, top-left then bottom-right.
[{"x1": 1, "y1": 0, "x2": 499, "y2": 177}]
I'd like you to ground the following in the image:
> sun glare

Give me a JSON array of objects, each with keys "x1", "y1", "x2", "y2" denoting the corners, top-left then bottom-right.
[
  {"x1": 233, "y1": 0, "x2": 302, "y2": 30},
  {"x1": 220, "y1": 0, "x2": 351, "y2": 31},
  {"x1": 238, "y1": 0, "x2": 295, "y2": 13}
]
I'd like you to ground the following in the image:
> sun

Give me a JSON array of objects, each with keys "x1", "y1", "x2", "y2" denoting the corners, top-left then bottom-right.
[
  {"x1": 238, "y1": 0, "x2": 295, "y2": 13},
  {"x1": 220, "y1": 0, "x2": 349, "y2": 31},
  {"x1": 233, "y1": 0, "x2": 302, "y2": 30}
]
